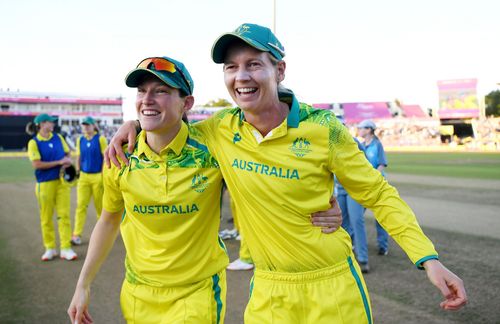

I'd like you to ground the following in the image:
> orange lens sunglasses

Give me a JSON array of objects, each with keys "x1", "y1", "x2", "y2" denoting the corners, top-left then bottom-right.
[{"x1": 137, "y1": 57, "x2": 177, "y2": 73}]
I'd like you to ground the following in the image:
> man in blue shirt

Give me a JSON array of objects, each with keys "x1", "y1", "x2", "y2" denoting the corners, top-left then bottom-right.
[
  {"x1": 358, "y1": 120, "x2": 389, "y2": 255},
  {"x1": 336, "y1": 137, "x2": 370, "y2": 273}
]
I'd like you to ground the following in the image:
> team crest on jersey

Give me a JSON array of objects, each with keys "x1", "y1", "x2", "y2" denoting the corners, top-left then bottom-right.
[
  {"x1": 48, "y1": 143, "x2": 53, "y2": 148},
  {"x1": 289, "y1": 137, "x2": 312, "y2": 157},
  {"x1": 87, "y1": 142, "x2": 91, "y2": 148},
  {"x1": 191, "y1": 173, "x2": 209, "y2": 193},
  {"x1": 233, "y1": 132, "x2": 242, "y2": 144}
]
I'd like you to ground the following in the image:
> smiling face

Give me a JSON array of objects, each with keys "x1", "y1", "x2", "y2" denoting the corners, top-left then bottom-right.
[
  {"x1": 135, "y1": 75, "x2": 193, "y2": 133},
  {"x1": 39, "y1": 120, "x2": 55, "y2": 134},
  {"x1": 223, "y1": 42, "x2": 285, "y2": 114},
  {"x1": 82, "y1": 123, "x2": 94, "y2": 136}
]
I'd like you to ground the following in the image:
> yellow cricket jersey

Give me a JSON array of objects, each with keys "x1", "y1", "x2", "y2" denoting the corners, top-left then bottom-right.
[
  {"x1": 75, "y1": 132, "x2": 108, "y2": 156},
  {"x1": 191, "y1": 90, "x2": 438, "y2": 273},
  {"x1": 28, "y1": 132, "x2": 70, "y2": 161},
  {"x1": 102, "y1": 122, "x2": 228, "y2": 287}
]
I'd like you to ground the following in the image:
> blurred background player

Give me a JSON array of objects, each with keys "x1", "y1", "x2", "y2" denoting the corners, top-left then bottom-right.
[
  {"x1": 226, "y1": 197, "x2": 254, "y2": 271},
  {"x1": 71, "y1": 116, "x2": 107, "y2": 245},
  {"x1": 27, "y1": 113, "x2": 77, "y2": 261},
  {"x1": 357, "y1": 119, "x2": 390, "y2": 256},
  {"x1": 336, "y1": 137, "x2": 370, "y2": 273}
]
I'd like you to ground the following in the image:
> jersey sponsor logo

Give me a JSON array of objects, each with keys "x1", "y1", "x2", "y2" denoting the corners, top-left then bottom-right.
[
  {"x1": 87, "y1": 142, "x2": 91, "y2": 148},
  {"x1": 133, "y1": 203, "x2": 199, "y2": 215},
  {"x1": 233, "y1": 132, "x2": 242, "y2": 144},
  {"x1": 48, "y1": 143, "x2": 54, "y2": 148},
  {"x1": 289, "y1": 137, "x2": 312, "y2": 157},
  {"x1": 231, "y1": 158, "x2": 300, "y2": 180},
  {"x1": 191, "y1": 173, "x2": 209, "y2": 193}
]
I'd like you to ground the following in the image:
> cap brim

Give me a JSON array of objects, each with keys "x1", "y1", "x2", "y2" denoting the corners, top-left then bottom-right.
[
  {"x1": 36, "y1": 116, "x2": 58, "y2": 124},
  {"x1": 125, "y1": 68, "x2": 181, "y2": 90},
  {"x1": 211, "y1": 33, "x2": 269, "y2": 63}
]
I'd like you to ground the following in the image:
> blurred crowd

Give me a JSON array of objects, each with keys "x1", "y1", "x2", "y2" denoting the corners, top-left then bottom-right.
[
  {"x1": 471, "y1": 117, "x2": 500, "y2": 150},
  {"x1": 347, "y1": 118, "x2": 442, "y2": 147},
  {"x1": 60, "y1": 124, "x2": 119, "y2": 151}
]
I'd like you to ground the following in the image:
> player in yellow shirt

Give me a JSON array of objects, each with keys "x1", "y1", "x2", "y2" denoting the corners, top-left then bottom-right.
[
  {"x1": 108, "y1": 24, "x2": 467, "y2": 323},
  {"x1": 71, "y1": 116, "x2": 108, "y2": 245},
  {"x1": 68, "y1": 56, "x2": 231, "y2": 324},
  {"x1": 27, "y1": 114, "x2": 78, "y2": 261}
]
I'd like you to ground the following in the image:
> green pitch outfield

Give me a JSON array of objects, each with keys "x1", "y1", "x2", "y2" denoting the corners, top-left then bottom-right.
[
  {"x1": 1, "y1": 152, "x2": 500, "y2": 183},
  {"x1": 386, "y1": 152, "x2": 500, "y2": 180}
]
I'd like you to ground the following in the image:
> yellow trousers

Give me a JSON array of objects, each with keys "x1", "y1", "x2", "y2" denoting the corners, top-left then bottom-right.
[
  {"x1": 120, "y1": 270, "x2": 226, "y2": 324},
  {"x1": 245, "y1": 256, "x2": 373, "y2": 324},
  {"x1": 230, "y1": 198, "x2": 252, "y2": 263},
  {"x1": 73, "y1": 172, "x2": 103, "y2": 236},
  {"x1": 35, "y1": 179, "x2": 72, "y2": 249}
]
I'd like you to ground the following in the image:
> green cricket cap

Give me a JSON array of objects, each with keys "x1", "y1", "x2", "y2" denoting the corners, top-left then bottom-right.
[
  {"x1": 125, "y1": 56, "x2": 194, "y2": 96},
  {"x1": 211, "y1": 23, "x2": 285, "y2": 63},
  {"x1": 81, "y1": 116, "x2": 96, "y2": 125},
  {"x1": 34, "y1": 113, "x2": 58, "y2": 125}
]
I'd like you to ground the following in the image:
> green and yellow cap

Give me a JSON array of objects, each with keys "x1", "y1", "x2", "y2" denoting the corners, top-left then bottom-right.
[
  {"x1": 34, "y1": 113, "x2": 58, "y2": 125},
  {"x1": 211, "y1": 23, "x2": 285, "y2": 63},
  {"x1": 81, "y1": 116, "x2": 96, "y2": 125},
  {"x1": 125, "y1": 56, "x2": 194, "y2": 96}
]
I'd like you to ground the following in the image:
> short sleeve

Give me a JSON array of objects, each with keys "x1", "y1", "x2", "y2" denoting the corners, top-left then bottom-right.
[
  {"x1": 102, "y1": 164, "x2": 125, "y2": 213},
  {"x1": 99, "y1": 135, "x2": 108, "y2": 154},
  {"x1": 75, "y1": 137, "x2": 81, "y2": 156},
  {"x1": 57, "y1": 134, "x2": 70, "y2": 153},
  {"x1": 27, "y1": 139, "x2": 40, "y2": 161}
]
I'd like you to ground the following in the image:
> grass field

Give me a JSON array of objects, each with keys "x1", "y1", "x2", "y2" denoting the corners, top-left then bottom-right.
[
  {"x1": 1, "y1": 152, "x2": 500, "y2": 322},
  {"x1": 0, "y1": 158, "x2": 33, "y2": 183},
  {"x1": 386, "y1": 152, "x2": 500, "y2": 179},
  {"x1": 2, "y1": 152, "x2": 499, "y2": 183}
]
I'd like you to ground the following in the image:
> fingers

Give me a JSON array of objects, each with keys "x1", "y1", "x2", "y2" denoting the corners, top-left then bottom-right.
[
  {"x1": 75, "y1": 306, "x2": 83, "y2": 324},
  {"x1": 128, "y1": 132, "x2": 136, "y2": 154},
  {"x1": 108, "y1": 145, "x2": 121, "y2": 168},
  {"x1": 103, "y1": 147, "x2": 111, "y2": 168},
  {"x1": 321, "y1": 227, "x2": 337, "y2": 234},
  {"x1": 116, "y1": 144, "x2": 129, "y2": 166},
  {"x1": 311, "y1": 210, "x2": 342, "y2": 218},
  {"x1": 68, "y1": 305, "x2": 77, "y2": 323},
  {"x1": 312, "y1": 215, "x2": 340, "y2": 223},
  {"x1": 83, "y1": 309, "x2": 94, "y2": 324},
  {"x1": 436, "y1": 277, "x2": 453, "y2": 300},
  {"x1": 441, "y1": 278, "x2": 467, "y2": 310}
]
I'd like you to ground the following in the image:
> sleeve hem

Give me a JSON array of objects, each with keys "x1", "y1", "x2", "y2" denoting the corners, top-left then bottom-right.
[{"x1": 415, "y1": 255, "x2": 439, "y2": 270}]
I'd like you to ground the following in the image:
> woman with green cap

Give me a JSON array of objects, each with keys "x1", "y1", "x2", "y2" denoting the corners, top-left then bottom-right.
[
  {"x1": 27, "y1": 113, "x2": 78, "y2": 261},
  {"x1": 107, "y1": 23, "x2": 467, "y2": 323},
  {"x1": 69, "y1": 54, "x2": 341, "y2": 324},
  {"x1": 71, "y1": 116, "x2": 108, "y2": 245}
]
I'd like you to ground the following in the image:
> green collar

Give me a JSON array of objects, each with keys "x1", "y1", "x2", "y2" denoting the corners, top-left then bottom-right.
[{"x1": 237, "y1": 89, "x2": 300, "y2": 128}]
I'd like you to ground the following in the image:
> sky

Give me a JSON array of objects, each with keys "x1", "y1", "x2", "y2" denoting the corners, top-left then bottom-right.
[{"x1": 1, "y1": 0, "x2": 499, "y2": 120}]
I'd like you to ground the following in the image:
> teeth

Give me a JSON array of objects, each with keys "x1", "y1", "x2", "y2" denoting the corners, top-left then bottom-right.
[
  {"x1": 142, "y1": 110, "x2": 159, "y2": 116},
  {"x1": 237, "y1": 88, "x2": 257, "y2": 94}
]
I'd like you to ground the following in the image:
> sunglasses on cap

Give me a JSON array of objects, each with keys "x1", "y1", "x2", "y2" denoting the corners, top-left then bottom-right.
[
  {"x1": 137, "y1": 57, "x2": 177, "y2": 73},
  {"x1": 137, "y1": 57, "x2": 191, "y2": 94}
]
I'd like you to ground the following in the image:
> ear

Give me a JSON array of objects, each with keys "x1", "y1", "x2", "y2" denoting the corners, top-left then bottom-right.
[
  {"x1": 277, "y1": 60, "x2": 286, "y2": 83},
  {"x1": 183, "y1": 95, "x2": 195, "y2": 112}
]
